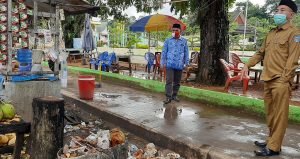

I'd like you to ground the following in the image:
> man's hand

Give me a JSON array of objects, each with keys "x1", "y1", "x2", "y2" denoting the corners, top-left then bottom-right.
[
  {"x1": 240, "y1": 65, "x2": 249, "y2": 80},
  {"x1": 184, "y1": 64, "x2": 189, "y2": 70}
]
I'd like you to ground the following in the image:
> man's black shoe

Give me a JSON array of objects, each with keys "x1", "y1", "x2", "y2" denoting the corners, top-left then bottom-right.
[
  {"x1": 172, "y1": 96, "x2": 180, "y2": 102},
  {"x1": 163, "y1": 98, "x2": 172, "y2": 104},
  {"x1": 254, "y1": 141, "x2": 267, "y2": 148},
  {"x1": 254, "y1": 141, "x2": 282, "y2": 152},
  {"x1": 254, "y1": 147, "x2": 280, "y2": 156}
]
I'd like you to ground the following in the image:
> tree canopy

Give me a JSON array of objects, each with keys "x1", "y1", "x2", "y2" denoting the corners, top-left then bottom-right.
[
  {"x1": 63, "y1": 0, "x2": 166, "y2": 47},
  {"x1": 87, "y1": 0, "x2": 164, "y2": 20}
]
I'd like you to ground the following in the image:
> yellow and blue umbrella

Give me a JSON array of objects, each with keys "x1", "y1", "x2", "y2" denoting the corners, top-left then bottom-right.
[{"x1": 129, "y1": 14, "x2": 186, "y2": 32}]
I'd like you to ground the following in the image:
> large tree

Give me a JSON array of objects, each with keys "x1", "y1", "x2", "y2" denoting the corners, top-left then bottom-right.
[
  {"x1": 172, "y1": 0, "x2": 235, "y2": 85},
  {"x1": 197, "y1": 0, "x2": 229, "y2": 85}
]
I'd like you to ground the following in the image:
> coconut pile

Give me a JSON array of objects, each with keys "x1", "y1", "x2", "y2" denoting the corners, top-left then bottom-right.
[
  {"x1": 0, "y1": 102, "x2": 20, "y2": 147},
  {"x1": 0, "y1": 102, "x2": 18, "y2": 122}
]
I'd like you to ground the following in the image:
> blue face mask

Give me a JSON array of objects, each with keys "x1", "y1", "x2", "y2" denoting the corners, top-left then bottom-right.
[{"x1": 273, "y1": 14, "x2": 287, "y2": 26}]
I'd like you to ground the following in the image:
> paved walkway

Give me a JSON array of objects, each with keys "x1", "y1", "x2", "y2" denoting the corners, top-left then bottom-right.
[{"x1": 62, "y1": 74, "x2": 300, "y2": 159}]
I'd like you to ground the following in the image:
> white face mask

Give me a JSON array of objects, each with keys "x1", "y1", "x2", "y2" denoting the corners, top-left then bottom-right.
[
  {"x1": 172, "y1": 31, "x2": 180, "y2": 38},
  {"x1": 172, "y1": 32, "x2": 175, "y2": 37}
]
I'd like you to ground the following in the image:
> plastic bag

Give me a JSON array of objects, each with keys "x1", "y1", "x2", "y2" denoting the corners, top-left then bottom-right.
[
  {"x1": 97, "y1": 130, "x2": 110, "y2": 149},
  {"x1": 47, "y1": 47, "x2": 57, "y2": 62}
]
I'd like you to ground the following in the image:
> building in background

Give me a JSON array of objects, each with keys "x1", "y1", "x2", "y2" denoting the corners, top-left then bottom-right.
[
  {"x1": 229, "y1": 10, "x2": 255, "y2": 46},
  {"x1": 91, "y1": 17, "x2": 109, "y2": 47}
]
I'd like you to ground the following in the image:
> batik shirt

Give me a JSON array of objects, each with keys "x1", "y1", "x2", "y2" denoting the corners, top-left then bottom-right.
[{"x1": 161, "y1": 36, "x2": 189, "y2": 70}]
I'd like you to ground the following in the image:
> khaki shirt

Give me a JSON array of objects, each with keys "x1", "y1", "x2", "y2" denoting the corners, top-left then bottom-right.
[{"x1": 246, "y1": 22, "x2": 300, "y2": 82}]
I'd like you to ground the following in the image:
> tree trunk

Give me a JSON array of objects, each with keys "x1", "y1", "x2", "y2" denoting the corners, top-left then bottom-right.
[
  {"x1": 196, "y1": 0, "x2": 229, "y2": 85},
  {"x1": 31, "y1": 96, "x2": 64, "y2": 159}
]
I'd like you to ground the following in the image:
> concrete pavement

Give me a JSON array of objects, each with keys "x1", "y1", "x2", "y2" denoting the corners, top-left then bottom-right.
[{"x1": 62, "y1": 74, "x2": 300, "y2": 159}]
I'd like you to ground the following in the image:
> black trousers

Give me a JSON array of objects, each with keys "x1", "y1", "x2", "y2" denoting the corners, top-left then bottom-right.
[{"x1": 165, "y1": 68, "x2": 182, "y2": 98}]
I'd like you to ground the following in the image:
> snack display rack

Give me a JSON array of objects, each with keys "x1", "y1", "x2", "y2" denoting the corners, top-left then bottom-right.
[
  {"x1": 0, "y1": 0, "x2": 10, "y2": 65},
  {"x1": 0, "y1": 0, "x2": 60, "y2": 80}
]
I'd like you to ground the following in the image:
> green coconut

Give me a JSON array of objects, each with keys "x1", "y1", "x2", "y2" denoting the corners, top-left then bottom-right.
[{"x1": 0, "y1": 103, "x2": 16, "y2": 119}]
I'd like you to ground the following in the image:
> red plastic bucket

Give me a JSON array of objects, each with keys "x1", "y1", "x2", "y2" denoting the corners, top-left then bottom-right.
[{"x1": 78, "y1": 75, "x2": 95, "y2": 100}]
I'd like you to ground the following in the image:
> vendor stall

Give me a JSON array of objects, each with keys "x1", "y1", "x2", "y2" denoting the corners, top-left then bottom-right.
[{"x1": 0, "y1": 0, "x2": 99, "y2": 121}]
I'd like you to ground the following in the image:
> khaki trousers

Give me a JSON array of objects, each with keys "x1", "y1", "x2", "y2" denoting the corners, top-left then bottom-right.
[{"x1": 264, "y1": 78, "x2": 291, "y2": 152}]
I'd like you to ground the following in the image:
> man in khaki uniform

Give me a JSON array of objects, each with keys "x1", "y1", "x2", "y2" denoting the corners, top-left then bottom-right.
[{"x1": 241, "y1": 0, "x2": 300, "y2": 156}]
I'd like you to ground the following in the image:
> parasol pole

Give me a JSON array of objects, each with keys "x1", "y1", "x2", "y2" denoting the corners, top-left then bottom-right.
[
  {"x1": 99, "y1": 62, "x2": 102, "y2": 82},
  {"x1": 156, "y1": 24, "x2": 158, "y2": 52},
  {"x1": 242, "y1": 0, "x2": 249, "y2": 58},
  {"x1": 148, "y1": 32, "x2": 150, "y2": 52}
]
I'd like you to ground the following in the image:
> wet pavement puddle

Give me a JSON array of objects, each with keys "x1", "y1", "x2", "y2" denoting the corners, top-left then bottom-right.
[
  {"x1": 224, "y1": 149, "x2": 254, "y2": 157},
  {"x1": 119, "y1": 70, "x2": 165, "y2": 82},
  {"x1": 223, "y1": 124, "x2": 245, "y2": 130},
  {"x1": 93, "y1": 93, "x2": 122, "y2": 100},
  {"x1": 225, "y1": 133, "x2": 259, "y2": 143},
  {"x1": 100, "y1": 93, "x2": 121, "y2": 98},
  {"x1": 155, "y1": 106, "x2": 198, "y2": 119},
  {"x1": 281, "y1": 146, "x2": 300, "y2": 156},
  {"x1": 240, "y1": 122, "x2": 262, "y2": 128}
]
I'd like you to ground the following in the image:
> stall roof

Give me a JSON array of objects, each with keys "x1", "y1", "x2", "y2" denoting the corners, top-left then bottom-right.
[{"x1": 25, "y1": 0, "x2": 100, "y2": 15}]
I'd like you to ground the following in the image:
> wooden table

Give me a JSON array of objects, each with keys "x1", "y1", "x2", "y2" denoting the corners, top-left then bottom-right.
[
  {"x1": 249, "y1": 66, "x2": 263, "y2": 83},
  {"x1": 130, "y1": 55, "x2": 147, "y2": 71},
  {"x1": 65, "y1": 48, "x2": 83, "y2": 63},
  {"x1": 0, "y1": 121, "x2": 31, "y2": 159},
  {"x1": 294, "y1": 68, "x2": 300, "y2": 87},
  {"x1": 117, "y1": 55, "x2": 132, "y2": 74}
]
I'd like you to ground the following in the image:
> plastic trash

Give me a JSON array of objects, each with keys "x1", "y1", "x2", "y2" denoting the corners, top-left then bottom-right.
[
  {"x1": 143, "y1": 143, "x2": 157, "y2": 158},
  {"x1": 97, "y1": 130, "x2": 110, "y2": 149}
]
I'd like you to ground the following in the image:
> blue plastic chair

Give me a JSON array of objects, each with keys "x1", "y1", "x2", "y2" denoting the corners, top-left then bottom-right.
[
  {"x1": 90, "y1": 51, "x2": 108, "y2": 70},
  {"x1": 96, "y1": 51, "x2": 109, "y2": 71},
  {"x1": 102, "y1": 52, "x2": 117, "y2": 71},
  {"x1": 0, "y1": 75, "x2": 4, "y2": 89},
  {"x1": 144, "y1": 52, "x2": 155, "y2": 73}
]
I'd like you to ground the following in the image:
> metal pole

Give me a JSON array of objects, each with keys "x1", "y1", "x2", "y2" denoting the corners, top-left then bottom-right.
[
  {"x1": 82, "y1": 14, "x2": 88, "y2": 65},
  {"x1": 54, "y1": 5, "x2": 60, "y2": 72},
  {"x1": 33, "y1": 1, "x2": 38, "y2": 49},
  {"x1": 156, "y1": 25, "x2": 158, "y2": 52},
  {"x1": 148, "y1": 32, "x2": 150, "y2": 52},
  {"x1": 107, "y1": 32, "x2": 110, "y2": 47},
  {"x1": 254, "y1": 20, "x2": 258, "y2": 50},
  {"x1": 242, "y1": 0, "x2": 249, "y2": 58},
  {"x1": 7, "y1": 0, "x2": 12, "y2": 73}
]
